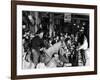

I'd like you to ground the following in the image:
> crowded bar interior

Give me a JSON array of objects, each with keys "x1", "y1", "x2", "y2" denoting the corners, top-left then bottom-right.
[{"x1": 22, "y1": 11, "x2": 89, "y2": 69}]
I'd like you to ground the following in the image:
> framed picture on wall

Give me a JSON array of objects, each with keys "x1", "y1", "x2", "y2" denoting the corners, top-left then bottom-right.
[{"x1": 11, "y1": 1, "x2": 97, "y2": 79}]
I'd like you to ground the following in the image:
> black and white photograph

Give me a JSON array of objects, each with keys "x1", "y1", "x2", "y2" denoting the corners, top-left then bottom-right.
[
  {"x1": 11, "y1": 1, "x2": 97, "y2": 79},
  {"x1": 22, "y1": 11, "x2": 90, "y2": 69}
]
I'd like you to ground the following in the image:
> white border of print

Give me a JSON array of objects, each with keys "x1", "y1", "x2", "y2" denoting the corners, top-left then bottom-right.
[{"x1": 17, "y1": 5, "x2": 94, "y2": 75}]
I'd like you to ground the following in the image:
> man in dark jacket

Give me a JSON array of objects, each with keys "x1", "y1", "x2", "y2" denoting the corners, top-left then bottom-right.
[{"x1": 31, "y1": 29, "x2": 45, "y2": 68}]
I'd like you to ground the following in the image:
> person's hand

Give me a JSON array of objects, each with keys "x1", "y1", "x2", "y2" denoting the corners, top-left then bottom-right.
[
  {"x1": 40, "y1": 48, "x2": 44, "y2": 51},
  {"x1": 40, "y1": 48, "x2": 46, "y2": 52},
  {"x1": 43, "y1": 48, "x2": 47, "y2": 52}
]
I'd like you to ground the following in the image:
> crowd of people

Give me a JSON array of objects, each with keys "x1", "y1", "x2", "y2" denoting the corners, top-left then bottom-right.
[{"x1": 22, "y1": 11, "x2": 89, "y2": 69}]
